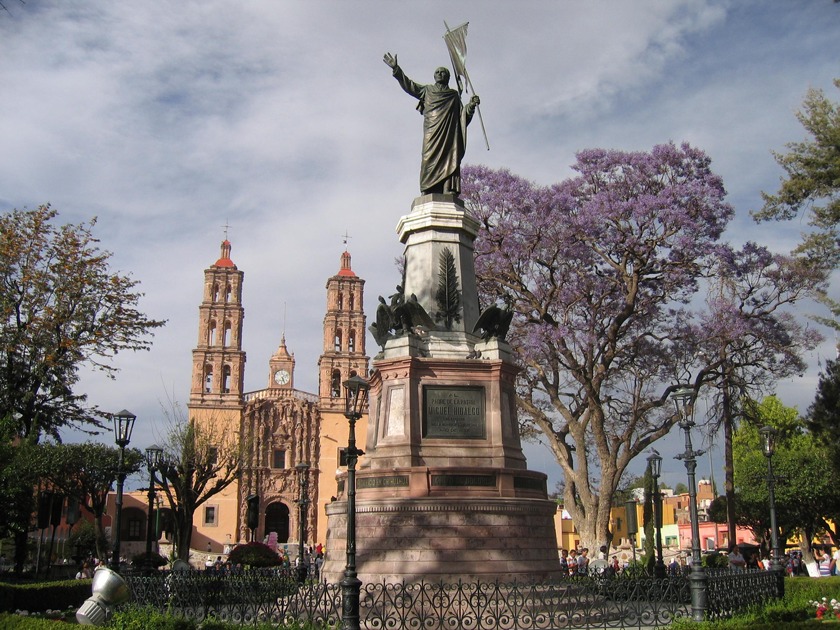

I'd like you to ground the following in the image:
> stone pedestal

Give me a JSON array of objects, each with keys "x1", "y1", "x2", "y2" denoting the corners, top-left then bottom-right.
[{"x1": 324, "y1": 195, "x2": 560, "y2": 583}]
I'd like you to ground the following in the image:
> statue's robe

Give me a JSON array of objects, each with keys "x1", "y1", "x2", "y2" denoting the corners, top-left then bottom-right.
[{"x1": 392, "y1": 67, "x2": 474, "y2": 195}]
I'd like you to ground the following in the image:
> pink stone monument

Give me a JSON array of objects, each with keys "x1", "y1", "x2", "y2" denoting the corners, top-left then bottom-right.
[{"x1": 323, "y1": 194, "x2": 560, "y2": 583}]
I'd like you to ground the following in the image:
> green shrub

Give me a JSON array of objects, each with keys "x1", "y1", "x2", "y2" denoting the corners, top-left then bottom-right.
[
  {"x1": 226, "y1": 541, "x2": 280, "y2": 568},
  {"x1": 670, "y1": 575, "x2": 840, "y2": 628},
  {"x1": 702, "y1": 552, "x2": 729, "y2": 569},
  {"x1": 130, "y1": 550, "x2": 168, "y2": 568},
  {"x1": 110, "y1": 606, "x2": 195, "y2": 629},
  {"x1": 0, "y1": 611, "x2": 77, "y2": 628},
  {"x1": 0, "y1": 578, "x2": 90, "y2": 613}
]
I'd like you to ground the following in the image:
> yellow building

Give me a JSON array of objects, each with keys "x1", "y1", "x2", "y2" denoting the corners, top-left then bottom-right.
[{"x1": 185, "y1": 240, "x2": 369, "y2": 554}]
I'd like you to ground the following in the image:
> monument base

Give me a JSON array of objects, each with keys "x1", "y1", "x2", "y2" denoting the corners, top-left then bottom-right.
[{"x1": 322, "y1": 467, "x2": 561, "y2": 583}]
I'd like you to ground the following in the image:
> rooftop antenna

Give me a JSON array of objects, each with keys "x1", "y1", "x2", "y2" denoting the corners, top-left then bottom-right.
[
  {"x1": 222, "y1": 219, "x2": 231, "y2": 241},
  {"x1": 342, "y1": 230, "x2": 352, "y2": 248}
]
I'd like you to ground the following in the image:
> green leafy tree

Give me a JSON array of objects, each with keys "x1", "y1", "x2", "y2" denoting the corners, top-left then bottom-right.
[
  {"x1": 38, "y1": 442, "x2": 143, "y2": 561},
  {"x1": 754, "y1": 79, "x2": 840, "y2": 269},
  {"x1": 156, "y1": 411, "x2": 244, "y2": 560},
  {"x1": 733, "y1": 396, "x2": 840, "y2": 565},
  {"x1": 0, "y1": 204, "x2": 164, "y2": 572},
  {"x1": 754, "y1": 79, "x2": 840, "y2": 329},
  {"x1": 807, "y1": 358, "x2": 840, "y2": 467},
  {"x1": 0, "y1": 440, "x2": 41, "y2": 572},
  {"x1": 0, "y1": 205, "x2": 166, "y2": 440}
]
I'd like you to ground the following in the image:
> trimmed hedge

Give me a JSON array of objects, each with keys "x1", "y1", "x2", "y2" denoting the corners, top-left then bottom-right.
[
  {"x1": 671, "y1": 576, "x2": 840, "y2": 628},
  {"x1": 0, "y1": 578, "x2": 91, "y2": 613},
  {"x1": 226, "y1": 541, "x2": 281, "y2": 568}
]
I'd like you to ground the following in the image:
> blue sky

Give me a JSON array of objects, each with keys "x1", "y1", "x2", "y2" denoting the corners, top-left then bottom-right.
[{"x1": 1, "y1": 0, "x2": 838, "y2": 490}]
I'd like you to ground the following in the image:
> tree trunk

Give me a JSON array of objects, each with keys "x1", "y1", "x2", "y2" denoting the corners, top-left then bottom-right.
[
  {"x1": 13, "y1": 529, "x2": 27, "y2": 575},
  {"x1": 175, "y1": 506, "x2": 195, "y2": 560},
  {"x1": 722, "y1": 381, "x2": 737, "y2": 547},
  {"x1": 93, "y1": 515, "x2": 109, "y2": 562}
]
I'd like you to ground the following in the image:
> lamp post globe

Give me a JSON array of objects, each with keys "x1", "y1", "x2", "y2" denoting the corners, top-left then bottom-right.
[
  {"x1": 759, "y1": 425, "x2": 784, "y2": 595},
  {"x1": 110, "y1": 410, "x2": 136, "y2": 572},
  {"x1": 296, "y1": 461, "x2": 311, "y2": 584},
  {"x1": 671, "y1": 387, "x2": 707, "y2": 622},
  {"x1": 144, "y1": 444, "x2": 163, "y2": 573},
  {"x1": 341, "y1": 375, "x2": 369, "y2": 630},
  {"x1": 647, "y1": 452, "x2": 666, "y2": 579}
]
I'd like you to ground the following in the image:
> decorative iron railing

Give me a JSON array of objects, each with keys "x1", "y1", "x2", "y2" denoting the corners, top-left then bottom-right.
[
  {"x1": 122, "y1": 566, "x2": 781, "y2": 628},
  {"x1": 705, "y1": 568, "x2": 782, "y2": 621}
]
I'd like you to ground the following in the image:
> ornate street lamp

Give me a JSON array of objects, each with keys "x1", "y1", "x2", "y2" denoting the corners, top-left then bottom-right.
[
  {"x1": 760, "y1": 425, "x2": 785, "y2": 596},
  {"x1": 110, "y1": 410, "x2": 136, "y2": 572},
  {"x1": 672, "y1": 387, "x2": 707, "y2": 622},
  {"x1": 341, "y1": 374, "x2": 369, "y2": 630},
  {"x1": 647, "y1": 451, "x2": 666, "y2": 579},
  {"x1": 296, "y1": 461, "x2": 311, "y2": 585},
  {"x1": 144, "y1": 444, "x2": 163, "y2": 574}
]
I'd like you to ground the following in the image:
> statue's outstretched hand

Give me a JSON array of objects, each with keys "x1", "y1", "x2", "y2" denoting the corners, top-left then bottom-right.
[{"x1": 383, "y1": 52, "x2": 398, "y2": 69}]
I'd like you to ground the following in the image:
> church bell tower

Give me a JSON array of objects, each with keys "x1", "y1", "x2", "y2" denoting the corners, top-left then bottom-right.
[
  {"x1": 318, "y1": 250, "x2": 368, "y2": 410},
  {"x1": 189, "y1": 239, "x2": 246, "y2": 409}
]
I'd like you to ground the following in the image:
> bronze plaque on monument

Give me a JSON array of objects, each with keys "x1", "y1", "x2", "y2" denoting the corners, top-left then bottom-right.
[{"x1": 423, "y1": 386, "x2": 485, "y2": 439}]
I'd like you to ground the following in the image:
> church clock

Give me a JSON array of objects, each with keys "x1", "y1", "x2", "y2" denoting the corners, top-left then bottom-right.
[{"x1": 268, "y1": 334, "x2": 295, "y2": 389}]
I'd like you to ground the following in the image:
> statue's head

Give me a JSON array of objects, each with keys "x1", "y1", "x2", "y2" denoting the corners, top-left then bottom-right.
[{"x1": 434, "y1": 67, "x2": 450, "y2": 85}]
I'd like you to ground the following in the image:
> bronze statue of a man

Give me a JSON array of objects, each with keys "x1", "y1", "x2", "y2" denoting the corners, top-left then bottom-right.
[{"x1": 384, "y1": 53, "x2": 480, "y2": 196}]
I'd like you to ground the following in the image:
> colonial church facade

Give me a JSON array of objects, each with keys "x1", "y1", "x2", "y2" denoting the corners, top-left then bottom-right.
[{"x1": 186, "y1": 239, "x2": 369, "y2": 552}]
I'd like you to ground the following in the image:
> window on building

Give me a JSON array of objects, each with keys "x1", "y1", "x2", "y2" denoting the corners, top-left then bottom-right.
[
  {"x1": 127, "y1": 515, "x2": 143, "y2": 539},
  {"x1": 222, "y1": 365, "x2": 231, "y2": 393},
  {"x1": 338, "y1": 448, "x2": 348, "y2": 467},
  {"x1": 208, "y1": 447, "x2": 218, "y2": 466},
  {"x1": 225, "y1": 284, "x2": 232, "y2": 303},
  {"x1": 331, "y1": 370, "x2": 341, "y2": 398},
  {"x1": 212, "y1": 283, "x2": 220, "y2": 302},
  {"x1": 223, "y1": 321, "x2": 232, "y2": 347},
  {"x1": 208, "y1": 321, "x2": 217, "y2": 346},
  {"x1": 348, "y1": 331, "x2": 355, "y2": 353},
  {"x1": 349, "y1": 292, "x2": 355, "y2": 310},
  {"x1": 334, "y1": 330, "x2": 342, "y2": 352},
  {"x1": 204, "y1": 365, "x2": 213, "y2": 393},
  {"x1": 204, "y1": 506, "x2": 217, "y2": 526},
  {"x1": 273, "y1": 449, "x2": 286, "y2": 469},
  {"x1": 337, "y1": 292, "x2": 343, "y2": 310}
]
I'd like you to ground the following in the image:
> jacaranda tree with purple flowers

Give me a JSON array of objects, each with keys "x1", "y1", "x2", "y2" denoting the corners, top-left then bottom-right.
[{"x1": 462, "y1": 142, "x2": 824, "y2": 550}]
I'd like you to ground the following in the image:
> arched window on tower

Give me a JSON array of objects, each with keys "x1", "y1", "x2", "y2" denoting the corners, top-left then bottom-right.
[
  {"x1": 334, "y1": 330, "x2": 342, "y2": 352},
  {"x1": 208, "y1": 321, "x2": 217, "y2": 346},
  {"x1": 349, "y1": 291, "x2": 355, "y2": 310},
  {"x1": 337, "y1": 292, "x2": 343, "y2": 310},
  {"x1": 204, "y1": 365, "x2": 213, "y2": 393},
  {"x1": 222, "y1": 365, "x2": 232, "y2": 394},
  {"x1": 225, "y1": 284, "x2": 232, "y2": 303},
  {"x1": 212, "y1": 283, "x2": 220, "y2": 302},
  {"x1": 331, "y1": 369, "x2": 341, "y2": 398},
  {"x1": 223, "y1": 321, "x2": 232, "y2": 347},
  {"x1": 348, "y1": 331, "x2": 356, "y2": 353}
]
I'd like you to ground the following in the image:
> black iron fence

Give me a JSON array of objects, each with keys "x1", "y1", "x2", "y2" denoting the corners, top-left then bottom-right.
[{"x1": 122, "y1": 567, "x2": 780, "y2": 628}]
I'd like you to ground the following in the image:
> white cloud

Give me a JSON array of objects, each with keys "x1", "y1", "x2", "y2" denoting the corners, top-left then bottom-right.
[{"x1": 1, "y1": 0, "x2": 838, "y2": 488}]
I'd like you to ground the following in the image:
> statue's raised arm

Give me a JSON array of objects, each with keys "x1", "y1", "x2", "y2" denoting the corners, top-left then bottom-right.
[{"x1": 383, "y1": 52, "x2": 479, "y2": 197}]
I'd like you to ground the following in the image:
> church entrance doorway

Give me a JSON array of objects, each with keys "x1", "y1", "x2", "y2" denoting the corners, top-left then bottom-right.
[{"x1": 265, "y1": 502, "x2": 290, "y2": 543}]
